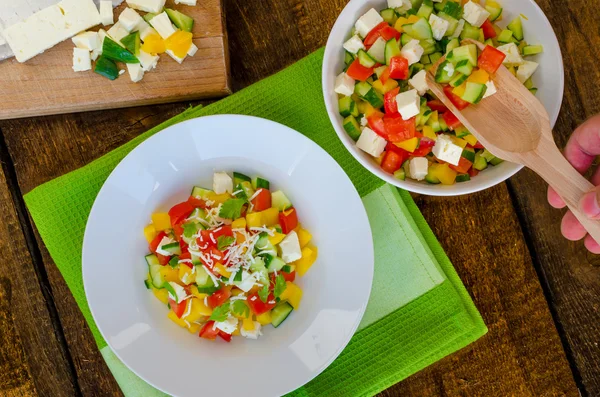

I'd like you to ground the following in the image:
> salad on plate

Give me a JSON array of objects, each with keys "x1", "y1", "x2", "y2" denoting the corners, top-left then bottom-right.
[
  {"x1": 143, "y1": 171, "x2": 317, "y2": 342},
  {"x1": 335, "y1": 0, "x2": 543, "y2": 185}
]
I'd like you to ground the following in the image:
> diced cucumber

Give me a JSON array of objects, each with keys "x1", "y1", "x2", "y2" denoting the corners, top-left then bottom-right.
[
  {"x1": 455, "y1": 59, "x2": 474, "y2": 76},
  {"x1": 345, "y1": 51, "x2": 356, "y2": 65},
  {"x1": 454, "y1": 125, "x2": 470, "y2": 138},
  {"x1": 461, "y1": 82, "x2": 487, "y2": 104},
  {"x1": 490, "y1": 157, "x2": 504, "y2": 166},
  {"x1": 507, "y1": 16, "x2": 524, "y2": 40},
  {"x1": 421, "y1": 54, "x2": 430, "y2": 65},
  {"x1": 524, "y1": 77, "x2": 534, "y2": 89},
  {"x1": 165, "y1": 8, "x2": 194, "y2": 32},
  {"x1": 256, "y1": 233, "x2": 276, "y2": 253},
  {"x1": 195, "y1": 266, "x2": 214, "y2": 288},
  {"x1": 438, "y1": 12, "x2": 459, "y2": 36},
  {"x1": 252, "y1": 177, "x2": 270, "y2": 190},
  {"x1": 529, "y1": 87, "x2": 538, "y2": 95},
  {"x1": 271, "y1": 190, "x2": 293, "y2": 211},
  {"x1": 481, "y1": 149, "x2": 496, "y2": 162},
  {"x1": 367, "y1": 38, "x2": 387, "y2": 64},
  {"x1": 419, "y1": 106, "x2": 432, "y2": 126},
  {"x1": 103, "y1": 37, "x2": 139, "y2": 63},
  {"x1": 484, "y1": 38, "x2": 495, "y2": 47},
  {"x1": 460, "y1": 22, "x2": 481, "y2": 40},
  {"x1": 456, "y1": 174, "x2": 470, "y2": 182},
  {"x1": 445, "y1": 37, "x2": 459, "y2": 54},
  {"x1": 417, "y1": 0, "x2": 433, "y2": 19},
  {"x1": 449, "y1": 72, "x2": 468, "y2": 87},
  {"x1": 449, "y1": 44, "x2": 477, "y2": 66},
  {"x1": 354, "y1": 81, "x2": 384, "y2": 108},
  {"x1": 435, "y1": 61, "x2": 454, "y2": 83},
  {"x1": 168, "y1": 256, "x2": 179, "y2": 268},
  {"x1": 438, "y1": 116, "x2": 449, "y2": 131},
  {"x1": 233, "y1": 172, "x2": 251, "y2": 186},
  {"x1": 121, "y1": 31, "x2": 140, "y2": 56},
  {"x1": 339, "y1": 96, "x2": 359, "y2": 117},
  {"x1": 433, "y1": 0, "x2": 445, "y2": 12},
  {"x1": 420, "y1": 39, "x2": 437, "y2": 55},
  {"x1": 357, "y1": 49, "x2": 376, "y2": 68},
  {"x1": 497, "y1": 29, "x2": 514, "y2": 44},
  {"x1": 271, "y1": 302, "x2": 294, "y2": 328},
  {"x1": 523, "y1": 45, "x2": 543, "y2": 56},
  {"x1": 427, "y1": 110, "x2": 441, "y2": 132},
  {"x1": 442, "y1": 1, "x2": 462, "y2": 19},
  {"x1": 143, "y1": 12, "x2": 158, "y2": 23},
  {"x1": 381, "y1": 8, "x2": 399, "y2": 25},
  {"x1": 409, "y1": 0, "x2": 423, "y2": 11},
  {"x1": 429, "y1": 52, "x2": 442, "y2": 64},
  {"x1": 473, "y1": 153, "x2": 488, "y2": 170},
  {"x1": 402, "y1": 23, "x2": 415, "y2": 37},
  {"x1": 144, "y1": 278, "x2": 152, "y2": 289},
  {"x1": 393, "y1": 168, "x2": 406, "y2": 180},
  {"x1": 161, "y1": 242, "x2": 182, "y2": 255},
  {"x1": 485, "y1": 5, "x2": 502, "y2": 22},
  {"x1": 425, "y1": 170, "x2": 440, "y2": 184},
  {"x1": 146, "y1": 254, "x2": 165, "y2": 288},
  {"x1": 461, "y1": 148, "x2": 476, "y2": 162},
  {"x1": 94, "y1": 56, "x2": 119, "y2": 80},
  {"x1": 191, "y1": 186, "x2": 212, "y2": 199},
  {"x1": 400, "y1": 33, "x2": 414, "y2": 46},
  {"x1": 385, "y1": 38, "x2": 401, "y2": 65},
  {"x1": 411, "y1": 18, "x2": 433, "y2": 40},
  {"x1": 410, "y1": 63, "x2": 425, "y2": 77},
  {"x1": 264, "y1": 255, "x2": 286, "y2": 273}
]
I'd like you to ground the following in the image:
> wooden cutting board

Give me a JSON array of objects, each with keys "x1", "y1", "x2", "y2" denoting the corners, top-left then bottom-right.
[{"x1": 0, "y1": 0, "x2": 230, "y2": 120}]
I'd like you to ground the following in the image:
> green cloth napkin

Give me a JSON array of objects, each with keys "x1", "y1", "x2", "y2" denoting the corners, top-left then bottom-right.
[{"x1": 24, "y1": 48, "x2": 486, "y2": 397}]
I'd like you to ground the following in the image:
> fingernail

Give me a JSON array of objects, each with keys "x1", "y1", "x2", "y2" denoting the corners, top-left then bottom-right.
[{"x1": 580, "y1": 190, "x2": 600, "y2": 219}]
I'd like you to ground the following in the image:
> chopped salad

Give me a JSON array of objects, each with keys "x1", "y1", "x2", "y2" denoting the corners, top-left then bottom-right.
[
  {"x1": 335, "y1": 0, "x2": 543, "y2": 184},
  {"x1": 143, "y1": 172, "x2": 317, "y2": 342}
]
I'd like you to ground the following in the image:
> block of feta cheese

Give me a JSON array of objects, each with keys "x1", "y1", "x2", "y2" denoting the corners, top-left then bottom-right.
[
  {"x1": 100, "y1": 1, "x2": 114, "y2": 26},
  {"x1": 107, "y1": 21, "x2": 129, "y2": 44},
  {"x1": 343, "y1": 35, "x2": 365, "y2": 54},
  {"x1": 462, "y1": 1, "x2": 491, "y2": 27},
  {"x1": 395, "y1": 89, "x2": 420, "y2": 120},
  {"x1": 409, "y1": 157, "x2": 429, "y2": 181},
  {"x1": 408, "y1": 70, "x2": 428, "y2": 95},
  {"x1": 280, "y1": 231, "x2": 302, "y2": 263},
  {"x1": 482, "y1": 80, "x2": 497, "y2": 98},
  {"x1": 240, "y1": 322, "x2": 262, "y2": 339},
  {"x1": 496, "y1": 43, "x2": 525, "y2": 66},
  {"x1": 4, "y1": 0, "x2": 101, "y2": 63},
  {"x1": 138, "y1": 50, "x2": 160, "y2": 71},
  {"x1": 400, "y1": 39, "x2": 424, "y2": 65},
  {"x1": 119, "y1": 8, "x2": 143, "y2": 32},
  {"x1": 150, "y1": 12, "x2": 177, "y2": 39},
  {"x1": 356, "y1": 127, "x2": 387, "y2": 157},
  {"x1": 334, "y1": 72, "x2": 355, "y2": 96},
  {"x1": 355, "y1": 8, "x2": 384, "y2": 38},
  {"x1": 72, "y1": 48, "x2": 92, "y2": 72},
  {"x1": 135, "y1": 19, "x2": 158, "y2": 41},
  {"x1": 126, "y1": 0, "x2": 167, "y2": 13},
  {"x1": 126, "y1": 63, "x2": 144, "y2": 82},
  {"x1": 516, "y1": 61, "x2": 539, "y2": 83},
  {"x1": 175, "y1": 0, "x2": 198, "y2": 5},
  {"x1": 450, "y1": 19, "x2": 465, "y2": 38},
  {"x1": 166, "y1": 49, "x2": 186, "y2": 64},
  {"x1": 429, "y1": 14, "x2": 449, "y2": 41},
  {"x1": 432, "y1": 134, "x2": 463, "y2": 165},
  {"x1": 187, "y1": 43, "x2": 198, "y2": 56},
  {"x1": 72, "y1": 32, "x2": 100, "y2": 51},
  {"x1": 389, "y1": 0, "x2": 412, "y2": 13},
  {"x1": 213, "y1": 172, "x2": 233, "y2": 194}
]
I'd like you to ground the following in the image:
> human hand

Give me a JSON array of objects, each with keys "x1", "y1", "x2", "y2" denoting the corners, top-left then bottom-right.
[{"x1": 548, "y1": 114, "x2": 600, "y2": 253}]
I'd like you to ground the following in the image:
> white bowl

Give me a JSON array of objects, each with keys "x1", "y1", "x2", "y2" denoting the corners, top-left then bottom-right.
[
  {"x1": 83, "y1": 115, "x2": 374, "y2": 397},
  {"x1": 323, "y1": 0, "x2": 564, "y2": 196}
]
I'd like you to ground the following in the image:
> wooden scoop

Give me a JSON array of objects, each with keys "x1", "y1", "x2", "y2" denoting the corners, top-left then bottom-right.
[{"x1": 426, "y1": 39, "x2": 600, "y2": 243}]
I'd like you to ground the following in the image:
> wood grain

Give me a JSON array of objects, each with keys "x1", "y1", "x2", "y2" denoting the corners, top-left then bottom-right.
[{"x1": 0, "y1": 0, "x2": 230, "y2": 120}]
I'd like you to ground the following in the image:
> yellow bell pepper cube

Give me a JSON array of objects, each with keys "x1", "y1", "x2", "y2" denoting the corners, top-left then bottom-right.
[
  {"x1": 159, "y1": 266, "x2": 180, "y2": 284},
  {"x1": 279, "y1": 282, "x2": 303, "y2": 310},
  {"x1": 184, "y1": 298, "x2": 212, "y2": 323},
  {"x1": 430, "y1": 163, "x2": 457, "y2": 185},
  {"x1": 165, "y1": 30, "x2": 193, "y2": 58},
  {"x1": 450, "y1": 135, "x2": 469, "y2": 148},
  {"x1": 143, "y1": 224, "x2": 157, "y2": 243},
  {"x1": 232, "y1": 218, "x2": 246, "y2": 229},
  {"x1": 167, "y1": 310, "x2": 188, "y2": 328},
  {"x1": 214, "y1": 263, "x2": 232, "y2": 278},
  {"x1": 151, "y1": 213, "x2": 171, "y2": 231},
  {"x1": 467, "y1": 69, "x2": 489, "y2": 84},
  {"x1": 243, "y1": 318, "x2": 255, "y2": 331},
  {"x1": 296, "y1": 228, "x2": 312, "y2": 248},
  {"x1": 206, "y1": 192, "x2": 231, "y2": 205},
  {"x1": 260, "y1": 208, "x2": 279, "y2": 227},
  {"x1": 375, "y1": 153, "x2": 384, "y2": 165},
  {"x1": 294, "y1": 246, "x2": 318, "y2": 277},
  {"x1": 152, "y1": 287, "x2": 169, "y2": 304},
  {"x1": 186, "y1": 323, "x2": 201, "y2": 334},
  {"x1": 232, "y1": 325, "x2": 241, "y2": 336},
  {"x1": 246, "y1": 212, "x2": 262, "y2": 228},
  {"x1": 394, "y1": 17, "x2": 409, "y2": 32},
  {"x1": 394, "y1": 137, "x2": 419, "y2": 153},
  {"x1": 269, "y1": 232, "x2": 286, "y2": 246},
  {"x1": 422, "y1": 125, "x2": 437, "y2": 141},
  {"x1": 507, "y1": 66, "x2": 517, "y2": 77},
  {"x1": 179, "y1": 265, "x2": 195, "y2": 285},
  {"x1": 452, "y1": 82, "x2": 467, "y2": 97},
  {"x1": 190, "y1": 285, "x2": 208, "y2": 301},
  {"x1": 372, "y1": 79, "x2": 399, "y2": 95},
  {"x1": 256, "y1": 311, "x2": 272, "y2": 325},
  {"x1": 463, "y1": 133, "x2": 478, "y2": 146},
  {"x1": 407, "y1": 15, "x2": 420, "y2": 23},
  {"x1": 141, "y1": 33, "x2": 166, "y2": 54}
]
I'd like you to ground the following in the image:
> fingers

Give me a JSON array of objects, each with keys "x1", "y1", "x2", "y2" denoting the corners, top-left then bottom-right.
[
  {"x1": 563, "y1": 114, "x2": 600, "y2": 173},
  {"x1": 547, "y1": 186, "x2": 566, "y2": 208},
  {"x1": 561, "y1": 210, "x2": 587, "y2": 241},
  {"x1": 579, "y1": 189, "x2": 600, "y2": 219},
  {"x1": 584, "y1": 235, "x2": 600, "y2": 254}
]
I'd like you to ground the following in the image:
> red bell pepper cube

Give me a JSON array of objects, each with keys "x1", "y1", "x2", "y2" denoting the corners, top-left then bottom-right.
[
  {"x1": 379, "y1": 67, "x2": 391, "y2": 85},
  {"x1": 384, "y1": 87, "x2": 400, "y2": 114},
  {"x1": 367, "y1": 114, "x2": 388, "y2": 137},
  {"x1": 473, "y1": 141, "x2": 485, "y2": 149},
  {"x1": 363, "y1": 22, "x2": 389, "y2": 47},
  {"x1": 150, "y1": 231, "x2": 167, "y2": 253},
  {"x1": 468, "y1": 167, "x2": 480, "y2": 177},
  {"x1": 388, "y1": 56, "x2": 409, "y2": 80},
  {"x1": 449, "y1": 156, "x2": 473, "y2": 173},
  {"x1": 251, "y1": 188, "x2": 271, "y2": 211},
  {"x1": 412, "y1": 137, "x2": 435, "y2": 157},
  {"x1": 383, "y1": 114, "x2": 416, "y2": 142},
  {"x1": 481, "y1": 19, "x2": 497, "y2": 39},
  {"x1": 169, "y1": 201, "x2": 195, "y2": 227},
  {"x1": 169, "y1": 298, "x2": 187, "y2": 318},
  {"x1": 187, "y1": 195, "x2": 207, "y2": 209},
  {"x1": 218, "y1": 331, "x2": 232, "y2": 342},
  {"x1": 442, "y1": 111, "x2": 462, "y2": 130},
  {"x1": 199, "y1": 321, "x2": 219, "y2": 340},
  {"x1": 478, "y1": 45, "x2": 506, "y2": 74},
  {"x1": 207, "y1": 287, "x2": 231, "y2": 309},
  {"x1": 247, "y1": 292, "x2": 277, "y2": 315},
  {"x1": 443, "y1": 85, "x2": 470, "y2": 110},
  {"x1": 381, "y1": 150, "x2": 406, "y2": 174},
  {"x1": 346, "y1": 58, "x2": 374, "y2": 81},
  {"x1": 279, "y1": 208, "x2": 299, "y2": 234},
  {"x1": 427, "y1": 100, "x2": 448, "y2": 112},
  {"x1": 379, "y1": 26, "x2": 401, "y2": 42}
]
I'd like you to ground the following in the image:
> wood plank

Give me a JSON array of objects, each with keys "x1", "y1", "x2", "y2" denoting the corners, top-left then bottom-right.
[
  {"x1": 0, "y1": 144, "x2": 79, "y2": 397},
  {"x1": 0, "y1": 0, "x2": 230, "y2": 120}
]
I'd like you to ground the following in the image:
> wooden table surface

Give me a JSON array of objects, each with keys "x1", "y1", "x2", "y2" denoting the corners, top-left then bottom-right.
[{"x1": 1, "y1": 0, "x2": 598, "y2": 396}]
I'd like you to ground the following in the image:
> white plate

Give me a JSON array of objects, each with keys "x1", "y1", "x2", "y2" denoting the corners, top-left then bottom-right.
[
  {"x1": 323, "y1": 0, "x2": 564, "y2": 196},
  {"x1": 83, "y1": 115, "x2": 374, "y2": 397}
]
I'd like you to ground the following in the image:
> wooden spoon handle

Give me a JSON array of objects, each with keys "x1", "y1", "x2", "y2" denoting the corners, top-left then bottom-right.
[{"x1": 529, "y1": 140, "x2": 600, "y2": 244}]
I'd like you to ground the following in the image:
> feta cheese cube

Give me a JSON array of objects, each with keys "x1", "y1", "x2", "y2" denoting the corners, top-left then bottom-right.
[
  {"x1": 126, "y1": 63, "x2": 144, "y2": 83},
  {"x1": 409, "y1": 157, "x2": 429, "y2": 181},
  {"x1": 355, "y1": 8, "x2": 384, "y2": 38},
  {"x1": 343, "y1": 34, "x2": 365, "y2": 54},
  {"x1": 91, "y1": 49, "x2": 101, "y2": 61},
  {"x1": 167, "y1": 281, "x2": 187, "y2": 303},
  {"x1": 429, "y1": 14, "x2": 450, "y2": 41},
  {"x1": 215, "y1": 316, "x2": 238, "y2": 335},
  {"x1": 135, "y1": 19, "x2": 158, "y2": 41},
  {"x1": 138, "y1": 50, "x2": 160, "y2": 71},
  {"x1": 72, "y1": 48, "x2": 92, "y2": 72},
  {"x1": 126, "y1": 0, "x2": 167, "y2": 13},
  {"x1": 496, "y1": 43, "x2": 525, "y2": 66},
  {"x1": 166, "y1": 49, "x2": 186, "y2": 64},
  {"x1": 100, "y1": 1, "x2": 114, "y2": 26},
  {"x1": 187, "y1": 43, "x2": 198, "y2": 56},
  {"x1": 482, "y1": 80, "x2": 497, "y2": 98},
  {"x1": 72, "y1": 32, "x2": 100, "y2": 51},
  {"x1": 432, "y1": 134, "x2": 463, "y2": 165},
  {"x1": 334, "y1": 72, "x2": 355, "y2": 96},
  {"x1": 516, "y1": 61, "x2": 539, "y2": 83},
  {"x1": 280, "y1": 231, "x2": 302, "y2": 263},
  {"x1": 400, "y1": 39, "x2": 424, "y2": 66},
  {"x1": 451, "y1": 19, "x2": 465, "y2": 39},
  {"x1": 462, "y1": 1, "x2": 491, "y2": 27},
  {"x1": 213, "y1": 172, "x2": 233, "y2": 194},
  {"x1": 408, "y1": 70, "x2": 429, "y2": 96},
  {"x1": 234, "y1": 271, "x2": 258, "y2": 293},
  {"x1": 119, "y1": 8, "x2": 143, "y2": 32},
  {"x1": 240, "y1": 322, "x2": 262, "y2": 340},
  {"x1": 150, "y1": 12, "x2": 177, "y2": 39},
  {"x1": 97, "y1": 29, "x2": 108, "y2": 55},
  {"x1": 356, "y1": 127, "x2": 387, "y2": 157},
  {"x1": 107, "y1": 22, "x2": 129, "y2": 44},
  {"x1": 360, "y1": 116, "x2": 369, "y2": 127},
  {"x1": 395, "y1": 89, "x2": 420, "y2": 120},
  {"x1": 390, "y1": 0, "x2": 412, "y2": 13},
  {"x1": 388, "y1": 0, "x2": 405, "y2": 7},
  {"x1": 175, "y1": 0, "x2": 197, "y2": 4}
]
